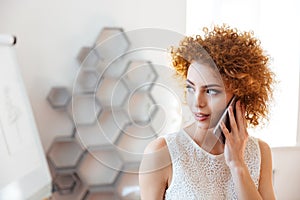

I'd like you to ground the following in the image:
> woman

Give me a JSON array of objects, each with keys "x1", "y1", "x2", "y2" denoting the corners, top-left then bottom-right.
[{"x1": 139, "y1": 25, "x2": 276, "y2": 199}]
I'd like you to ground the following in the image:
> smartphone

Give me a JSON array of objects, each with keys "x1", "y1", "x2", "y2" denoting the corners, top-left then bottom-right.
[{"x1": 213, "y1": 95, "x2": 237, "y2": 144}]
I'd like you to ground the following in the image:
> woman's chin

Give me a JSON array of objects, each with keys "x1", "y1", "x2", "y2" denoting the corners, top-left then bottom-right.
[{"x1": 194, "y1": 121, "x2": 210, "y2": 129}]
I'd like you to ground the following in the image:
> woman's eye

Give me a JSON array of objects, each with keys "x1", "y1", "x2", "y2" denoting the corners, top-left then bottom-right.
[
  {"x1": 206, "y1": 89, "x2": 219, "y2": 95},
  {"x1": 186, "y1": 85, "x2": 195, "y2": 93}
]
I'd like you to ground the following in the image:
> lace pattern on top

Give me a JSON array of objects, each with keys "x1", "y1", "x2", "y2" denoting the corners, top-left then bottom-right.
[{"x1": 162, "y1": 130, "x2": 261, "y2": 200}]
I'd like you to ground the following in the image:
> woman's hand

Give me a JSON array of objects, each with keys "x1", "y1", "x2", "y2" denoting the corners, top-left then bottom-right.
[{"x1": 220, "y1": 100, "x2": 249, "y2": 169}]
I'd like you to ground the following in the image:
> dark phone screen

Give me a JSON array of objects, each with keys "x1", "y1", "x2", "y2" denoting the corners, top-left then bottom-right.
[{"x1": 213, "y1": 96, "x2": 237, "y2": 144}]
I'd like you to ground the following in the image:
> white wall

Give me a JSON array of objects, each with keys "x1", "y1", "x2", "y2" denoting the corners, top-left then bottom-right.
[
  {"x1": 0, "y1": 0, "x2": 186, "y2": 151},
  {"x1": 272, "y1": 147, "x2": 300, "y2": 199}
]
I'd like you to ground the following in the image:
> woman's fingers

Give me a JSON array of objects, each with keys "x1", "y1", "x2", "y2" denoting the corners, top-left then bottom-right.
[
  {"x1": 242, "y1": 105, "x2": 249, "y2": 138},
  {"x1": 221, "y1": 100, "x2": 249, "y2": 143},
  {"x1": 235, "y1": 101, "x2": 244, "y2": 130}
]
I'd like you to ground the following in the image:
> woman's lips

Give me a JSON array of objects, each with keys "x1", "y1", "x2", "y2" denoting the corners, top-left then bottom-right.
[{"x1": 194, "y1": 113, "x2": 210, "y2": 121}]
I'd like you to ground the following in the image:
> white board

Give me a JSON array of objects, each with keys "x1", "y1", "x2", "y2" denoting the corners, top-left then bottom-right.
[{"x1": 0, "y1": 36, "x2": 52, "y2": 200}]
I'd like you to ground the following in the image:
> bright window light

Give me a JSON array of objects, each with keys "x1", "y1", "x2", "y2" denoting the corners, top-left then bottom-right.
[{"x1": 186, "y1": 0, "x2": 300, "y2": 147}]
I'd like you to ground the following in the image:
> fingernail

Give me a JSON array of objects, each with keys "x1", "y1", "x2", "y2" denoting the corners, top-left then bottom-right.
[{"x1": 221, "y1": 122, "x2": 225, "y2": 127}]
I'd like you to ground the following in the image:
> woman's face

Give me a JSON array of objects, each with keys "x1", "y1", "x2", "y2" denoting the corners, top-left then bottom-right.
[{"x1": 186, "y1": 62, "x2": 234, "y2": 130}]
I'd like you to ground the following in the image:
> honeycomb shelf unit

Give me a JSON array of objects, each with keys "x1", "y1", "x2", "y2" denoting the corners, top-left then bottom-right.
[{"x1": 47, "y1": 27, "x2": 159, "y2": 200}]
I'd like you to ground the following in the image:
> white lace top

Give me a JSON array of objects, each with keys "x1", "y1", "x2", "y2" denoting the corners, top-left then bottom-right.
[{"x1": 163, "y1": 130, "x2": 261, "y2": 200}]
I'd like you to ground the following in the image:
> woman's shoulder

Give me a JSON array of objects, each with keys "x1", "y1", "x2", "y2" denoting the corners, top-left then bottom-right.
[
  {"x1": 247, "y1": 136, "x2": 272, "y2": 169},
  {"x1": 247, "y1": 136, "x2": 271, "y2": 154},
  {"x1": 144, "y1": 136, "x2": 168, "y2": 154},
  {"x1": 257, "y1": 138, "x2": 272, "y2": 159},
  {"x1": 248, "y1": 136, "x2": 271, "y2": 152},
  {"x1": 144, "y1": 132, "x2": 180, "y2": 154},
  {"x1": 141, "y1": 135, "x2": 173, "y2": 173}
]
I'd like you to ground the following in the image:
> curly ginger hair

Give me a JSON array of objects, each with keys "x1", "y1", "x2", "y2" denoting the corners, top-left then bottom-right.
[{"x1": 170, "y1": 24, "x2": 274, "y2": 127}]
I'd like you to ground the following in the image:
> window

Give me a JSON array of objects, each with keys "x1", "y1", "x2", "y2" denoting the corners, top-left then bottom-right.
[{"x1": 186, "y1": 0, "x2": 300, "y2": 147}]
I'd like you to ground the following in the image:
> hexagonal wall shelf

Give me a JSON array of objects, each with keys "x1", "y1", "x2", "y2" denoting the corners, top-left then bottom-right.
[
  {"x1": 74, "y1": 69, "x2": 99, "y2": 94},
  {"x1": 77, "y1": 146, "x2": 123, "y2": 186},
  {"x1": 77, "y1": 46, "x2": 102, "y2": 69},
  {"x1": 123, "y1": 60, "x2": 158, "y2": 91},
  {"x1": 82, "y1": 186, "x2": 118, "y2": 200},
  {"x1": 47, "y1": 137, "x2": 84, "y2": 171},
  {"x1": 94, "y1": 27, "x2": 130, "y2": 61},
  {"x1": 116, "y1": 124, "x2": 157, "y2": 163},
  {"x1": 150, "y1": 83, "x2": 183, "y2": 135},
  {"x1": 68, "y1": 94, "x2": 102, "y2": 125},
  {"x1": 103, "y1": 57, "x2": 129, "y2": 78},
  {"x1": 47, "y1": 87, "x2": 71, "y2": 110},
  {"x1": 45, "y1": 26, "x2": 175, "y2": 199},
  {"x1": 76, "y1": 109, "x2": 129, "y2": 148},
  {"x1": 49, "y1": 111, "x2": 75, "y2": 138},
  {"x1": 53, "y1": 173, "x2": 78, "y2": 195},
  {"x1": 96, "y1": 77, "x2": 129, "y2": 108},
  {"x1": 126, "y1": 90, "x2": 157, "y2": 124},
  {"x1": 52, "y1": 177, "x2": 87, "y2": 200}
]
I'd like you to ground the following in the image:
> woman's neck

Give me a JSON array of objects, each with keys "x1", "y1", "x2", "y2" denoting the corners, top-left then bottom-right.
[{"x1": 184, "y1": 122, "x2": 225, "y2": 155}]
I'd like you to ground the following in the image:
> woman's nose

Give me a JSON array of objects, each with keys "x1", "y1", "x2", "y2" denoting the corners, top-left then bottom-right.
[{"x1": 194, "y1": 92, "x2": 207, "y2": 108}]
